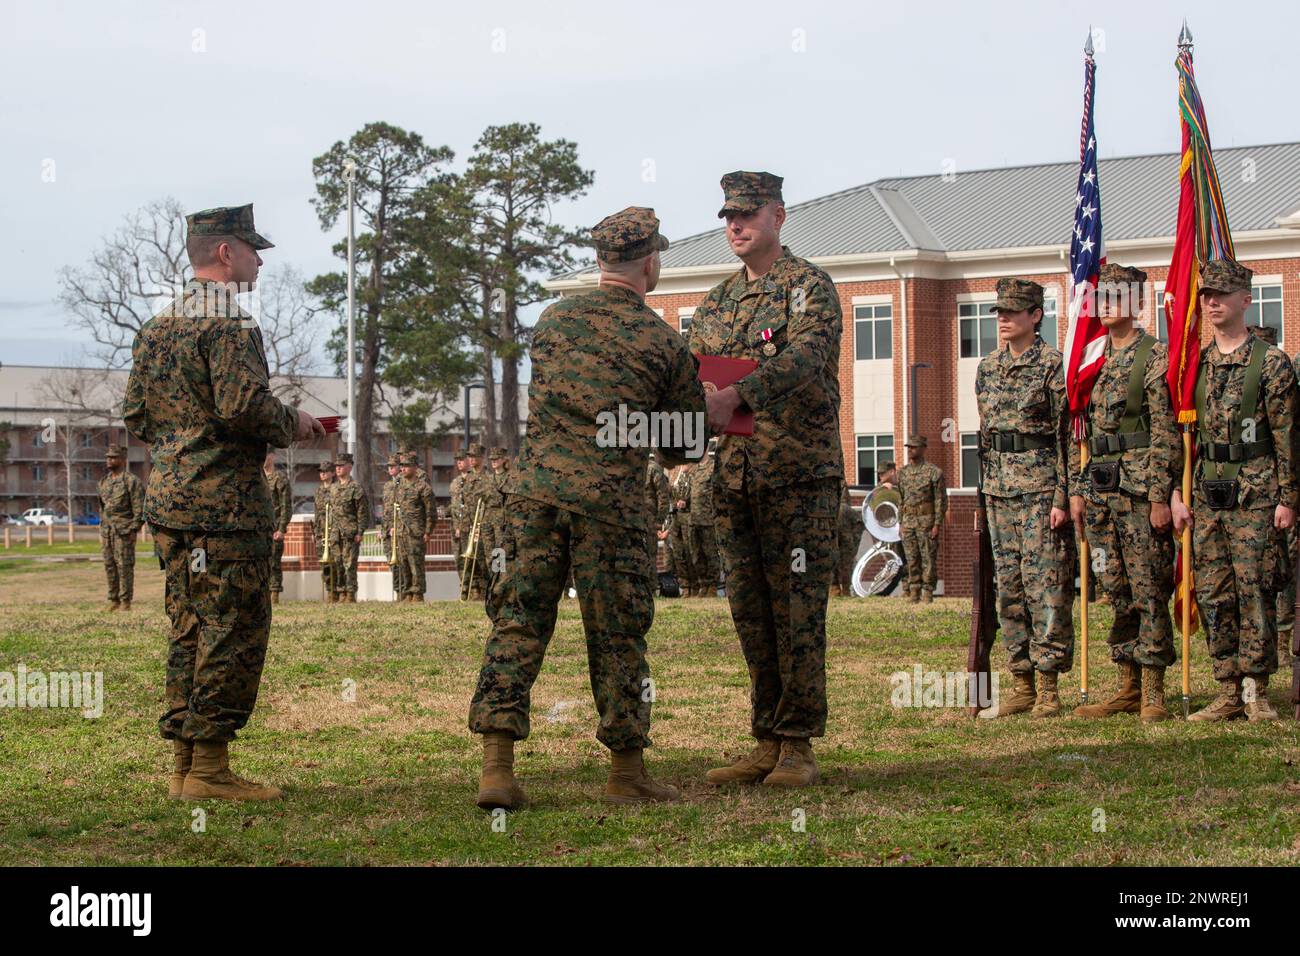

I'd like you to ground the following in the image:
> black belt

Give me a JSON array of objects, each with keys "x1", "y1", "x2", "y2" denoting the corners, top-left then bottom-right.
[
  {"x1": 989, "y1": 432, "x2": 1054, "y2": 453},
  {"x1": 1198, "y1": 437, "x2": 1273, "y2": 463},
  {"x1": 1088, "y1": 432, "x2": 1150, "y2": 456}
]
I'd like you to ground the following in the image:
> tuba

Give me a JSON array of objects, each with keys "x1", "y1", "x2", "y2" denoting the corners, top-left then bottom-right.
[{"x1": 850, "y1": 486, "x2": 905, "y2": 597}]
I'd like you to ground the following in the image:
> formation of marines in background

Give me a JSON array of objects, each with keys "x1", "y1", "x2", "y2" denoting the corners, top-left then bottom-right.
[{"x1": 117, "y1": 177, "x2": 1299, "y2": 810}]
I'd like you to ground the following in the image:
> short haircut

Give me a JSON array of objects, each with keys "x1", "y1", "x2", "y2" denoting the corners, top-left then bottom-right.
[
  {"x1": 598, "y1": 254, "x2": 651, "y2": 278},
  {"x1": 186, "y1": 233, "x2": 237, "y2": 267}
]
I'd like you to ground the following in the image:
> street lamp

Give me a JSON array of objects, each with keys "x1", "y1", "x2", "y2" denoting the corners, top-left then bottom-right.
[
  {"x1": 463, "y1": 381, "x2": 486, "y2": 450},
  {"x1": 342, "y1": 158, "x2": 357, "y2": 455}
]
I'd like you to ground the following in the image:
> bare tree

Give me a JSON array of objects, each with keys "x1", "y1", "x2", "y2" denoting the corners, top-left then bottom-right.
[
  {"x1": 253, "y1": 264, "x2": 323, "y2": 397},
  {"x1": 58, "y1": 198, "x2": 190, "y2": 369},
  {"x1": 34, "y1": 368, "x2": 122, "y2": 521}
]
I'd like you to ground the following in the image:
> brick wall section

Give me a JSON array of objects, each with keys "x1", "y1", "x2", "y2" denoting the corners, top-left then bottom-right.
[{"x1": 648, "y1": 254, "x2": 1300, "y2": 597}]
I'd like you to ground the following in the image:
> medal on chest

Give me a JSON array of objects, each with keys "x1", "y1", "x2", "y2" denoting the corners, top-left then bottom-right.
[{"x1": 761, "y1": 328, "x2": 776, "y2": 357}]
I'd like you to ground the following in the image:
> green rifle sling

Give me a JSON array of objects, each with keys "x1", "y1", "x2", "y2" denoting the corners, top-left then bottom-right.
[{"x1": 1194, "y1": 336, "x2": 1269, "y2": 481}]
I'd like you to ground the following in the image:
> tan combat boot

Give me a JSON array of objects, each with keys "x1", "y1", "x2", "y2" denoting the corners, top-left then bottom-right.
[
  {"x1": 120, "y1": 600, "x2": 131, "y2": 612},
  {"x1": 1031, "y1": 671, "x2": 1061, "y2": 718},
  {"x1": 978, "y1": 671, "x2": 1036, "y2": 719},
  {"x1": 270, "y1": 592, "x2": 280, "y2": 605},
  {"x1": 907, "y1": 587, "x2": 920, "y2": 604},
  {"x1": 1074, "y1": 661, "x2": 1141, "y2": 718},
  {"x1": 1188, "y1": 678, "x2": 1245, "y2": 722},
  {"x1": 168, "y1": 739, "x2": 193, "y2": 799},
  {"x1": 705, "y1": 738, "x2": 781, "y2": 785},
  {"x1": 920, "y1": 589, "x2": 934, "y2": 604},
  {"x1": 604, "y1": 748, "x2": 681, "y2": 804},
  {"x1": 105, "y1": 601, "x2": 120, "y2": 613},
  {"x1": 181, "y1": 741, "x2": 284, "y2": 801},
  {"x1": 476, "y1": 733, "x2": 527, "y2": 810},
  {"x1": 762, "y1": 739, "x2": 819, "y2": 788},
  {"x1": 1140, "y1": 666, "x2": 1171, "y2": 723},
  {"x1": 1243, "y1": 676, "x2": 1278, "y2": 722}
]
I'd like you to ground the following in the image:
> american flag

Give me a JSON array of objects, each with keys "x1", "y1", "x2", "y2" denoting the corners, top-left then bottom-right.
[{"x1": 1063, "y1": 35, "x2": 1107, "y2": 440}]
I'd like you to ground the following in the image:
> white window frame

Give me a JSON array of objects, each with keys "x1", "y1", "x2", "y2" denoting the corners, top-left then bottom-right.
[
  {"x1": 853, "y1": 303, "x2": 893, "y2": 362},
  {"x1": 855, "y1": 433, "x2": 895, "y2": 487},
  {"x1": 959, "y1": 299, "x2": 998, "y2": 359},
  {"x1": 677, "y1": 307, "x2": 694, "y2": 335}
]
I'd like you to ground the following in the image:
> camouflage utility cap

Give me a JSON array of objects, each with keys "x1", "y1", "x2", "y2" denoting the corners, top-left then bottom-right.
[
  {"x1": 454, "y1": 451, "x2": 467, "y2": 461},
  {"x1": 992, "y1": 277, "x2": 1044, "y2": 313},
  {"x1": 335, "y1": 452, "x2": 354, "y2": 465},
  {"x1": 400, "y1": 452, "x2": 419, "y2": 467},
  {"x1": 467, "y1": 443, "x2": 485, "y2": 458},
  {"x1": 185, "y1": 203, "x2": 274, "y2": 250},
  {"x1": 1198, "y1": 258, "x2": 1252, "y2": 295},
  {"x1": 105, "y1": 444, "x2": 126, "y2": 458},
  {"x1": 386, "y1": 454, "x2": 401, "y2": 467},
  {"x1": 717, "y1": 171, "x2": 784, "y2": 218},
  {"x1": 318, "y1": 460, "x2": 335, "y2": 472},
  {"x1": 905, "y1": 435, "x2": 927, "y2": 449},
  {"x1": 489, "y1": 446, "x2": 508, "y2": 459},
  {"x1": 1098, "y1": 263, "x2": 1148, "y2": 286},
  {"x1": 592, "y1": 207, "x2": 669, "y2": 263}
]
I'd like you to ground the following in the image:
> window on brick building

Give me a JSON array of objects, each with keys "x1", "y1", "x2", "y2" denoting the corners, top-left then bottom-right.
[
  {"x1": 33, "y1": 431, "x2": 47, "y2": 448},
  {"x1": 959, "y1": 301, "x2": 998, "y2": 358},
  {"x1": 78, "y1": 432, "x2": 94, "y2": 448},
  {"x1": 1041, "y1": 296, "x2": 1059, "y2": 349},
  {"x1": 960, "y1": 433, "x2": 980, "y2": 488},
  {"x1": 678, "y1": 307, "x2": 694, "y2": 335},
  {"x1": 1246, "y1": 284, "x2": 1283, "y2": 346},
  {"x1": 853, "y1": 304, "x2": 892, "y2": 360},
  {"x1": 856, "y1": 433, "x2": 894, "y2": 486},
  {"x1": 79, "y1": 465, "x2": 93, "y2": 481},
  {"x1": 33, "y1": 464, "x2": 46, "y2": 482}
]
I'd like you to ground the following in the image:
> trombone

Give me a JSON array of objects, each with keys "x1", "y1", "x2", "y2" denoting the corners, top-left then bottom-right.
[
  {"x1": 320, "y1": 503, "x2": 334, "y2": 603},
  {"x1": 390, "y1": 503, "x2": 401, "y2": 601},
  {"x1": 460, "y1": 499, "x2": 485, "y2": 602}
]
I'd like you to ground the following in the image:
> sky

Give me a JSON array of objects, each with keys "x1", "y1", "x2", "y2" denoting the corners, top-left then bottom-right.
[{"x1": 2, "y1": 0, "x2": 1298, "y2": 370}]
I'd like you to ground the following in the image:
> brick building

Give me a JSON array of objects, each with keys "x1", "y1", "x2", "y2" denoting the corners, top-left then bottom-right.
[
  {"x1": 0, "y1": 364, "x2": 522, "y2": 521},
  {"x1": 546, "y1": 142, "x2": 1300, "y2": 595}
]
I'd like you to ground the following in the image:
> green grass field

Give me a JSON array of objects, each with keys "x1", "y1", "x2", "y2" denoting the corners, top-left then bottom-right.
[{"x1": 2, "y1": 559, "x2": 1298, "y2": 866}]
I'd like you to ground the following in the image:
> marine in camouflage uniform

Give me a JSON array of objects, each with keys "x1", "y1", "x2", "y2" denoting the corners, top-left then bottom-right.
[
  {"x1": 461, "y1": 443, "x2": 490, "y2": 599},
  {"x1": 329, "y1": 452, "x2": 369, "y2": 601},
  {"x1": 395, "y1": 452, "x2": 435, "y2": 601},
  {"x1": 645, "y1": 451, "x2": 671, "y2": 572},
  {"x1": 690, "y1": 172, "x2": 842, "y2": 787},
  {"x1": 975, "y1": 278, "x2": 1075, "y2": 719},
  {"x1": 313, "y1": 461, "x2": 337, "y2": 601},
  {"x1": 668, "y1": 464, "x2": 693, "y2": 593},
  {"x1": 898, "y1": 435, "x2": 946, "y2": 603},
  {"x1": 380, "y1": 454, "x2": 407, "y2": 599},
  {"x1": 123, "y1": 202, "x2": 312, "y2": 800},
  {"x1": 449, "y1": 451, "x2": 469, "y2": 586},
  {"x1": 832, "y1": 483, "x2": 860, "y2": 596},
  {"x1": 1068, "y1": 264, "x2": 1181, "y2": 722},
  {"x1": 1175, "y1": 260, "x2": 1300, "y2": 722},
  {"x1": 1286, "y1": 344, "x2": 1300, "y2": 672},
  {"x1": 684, "y1": 449, "x2": 720, "y2": 597},
  {"x1": 263, "y1": 450, "x2": 292, "y2": 603},
  {"x1": 98, "y1": 443, "x2": 145, "y2": 610},
  {"x1": 480, "y1": 447, "x2": 513, "y2": 582},
  {"x1": 469, "y1": 206, "x2": 705, "y2": 809}
]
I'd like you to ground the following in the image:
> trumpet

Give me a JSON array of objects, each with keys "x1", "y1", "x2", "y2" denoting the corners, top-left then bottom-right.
[
  {"x1": 321, "y1": 503, "x2": 332, "y2": 563},
  {"x1": 460, "y1": 499, "x2": 485, "y2": 602}
]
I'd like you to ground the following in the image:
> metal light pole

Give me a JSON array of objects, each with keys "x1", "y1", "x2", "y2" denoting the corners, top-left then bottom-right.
[
  {"x1": 343, "y1": 159, "x2": 358, "y2": 455},
  {"x1": 908, "y1": 362, "x2": 931, "y2": 451},
  {"x1": 463, "y1": 381, "x2": 486, "y2": 449}
]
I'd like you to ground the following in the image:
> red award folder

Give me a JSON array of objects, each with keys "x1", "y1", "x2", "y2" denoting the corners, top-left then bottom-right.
[{"x1": 695, "y1": 353, "x2": 758, "y2": 436}]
